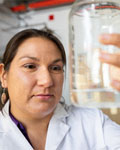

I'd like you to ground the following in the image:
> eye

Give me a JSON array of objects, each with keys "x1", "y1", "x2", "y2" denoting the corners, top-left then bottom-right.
[
  {"x1": 49, "y1": 65, "x2": 64, "y2": 74},
  {"x1": 23, "y1": 64, "x2": 37, "y2": 70}
]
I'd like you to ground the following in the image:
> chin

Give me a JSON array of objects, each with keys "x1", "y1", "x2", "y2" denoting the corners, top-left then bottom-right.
[{"x1": 29, "y1": 103, "x2": 55, "y2": 116}]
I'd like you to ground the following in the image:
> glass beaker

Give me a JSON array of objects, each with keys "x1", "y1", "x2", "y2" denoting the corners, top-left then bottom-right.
[{"x1": 69, "y1": 0, "x2": 120, "y2": 108}]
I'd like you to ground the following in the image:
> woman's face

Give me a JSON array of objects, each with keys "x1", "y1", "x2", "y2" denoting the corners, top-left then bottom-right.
[{"x1": 3, "y1": 37, "x2": 64, "y2": 119}]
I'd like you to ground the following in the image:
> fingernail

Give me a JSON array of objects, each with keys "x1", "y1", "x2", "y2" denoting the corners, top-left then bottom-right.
[
  {"x1": 99, "y1": 52, "x2": 110, "y2": 60},
  {"x1": 100, "y1": 34, "x2": 110, "y2": 40}
]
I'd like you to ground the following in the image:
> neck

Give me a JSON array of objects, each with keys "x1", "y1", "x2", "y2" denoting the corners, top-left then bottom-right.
[
  {"x1": 24, "y1": 113, "x2": 53, "y2": 150},
  {"x1": 11, "y1": 108, "x2": 53, "y2": 129},
  {"x1": 25, "y1": 112, "x2": 53, "y2": 131},
  {"x1": 10, "y1": 110, "x2": 54, "y2": 150}
]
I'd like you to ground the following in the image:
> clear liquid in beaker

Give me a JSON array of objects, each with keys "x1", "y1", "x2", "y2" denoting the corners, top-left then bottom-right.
[{"x1": 69, "y1": 1, "x2": 120, "y2": 107}]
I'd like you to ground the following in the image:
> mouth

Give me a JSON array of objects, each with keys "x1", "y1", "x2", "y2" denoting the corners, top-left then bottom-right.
[{"x1": 33, "y1": 94, "x2": 54, "y2": 100}]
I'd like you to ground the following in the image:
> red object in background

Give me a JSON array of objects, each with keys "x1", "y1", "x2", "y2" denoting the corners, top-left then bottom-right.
[
  {"x1": 10, "y1": 0, "x2": 75, "y2": 12},
  {"x1": 29, "y1": 0, "x2": 75, "y2": 9},
  {"x1": 10, "y1": 4, "x2": 26, "y2": 12},
  {"x1": 49, "y1": 14, "x2": 54, "y2": 21}
]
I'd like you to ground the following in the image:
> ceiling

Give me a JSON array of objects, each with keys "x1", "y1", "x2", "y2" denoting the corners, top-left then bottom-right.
[
  {"x1": 0, "y1": 0, "x2": 75, "y2": 13},
  {"x1": 0, "y1": 0, "x2": 75, "y2": 55},
  {"x1": 0, "y1": 0, "x2": 75, "y2": 28},
  {"x1": 2, "y1": 0, "x2": 44, "y2": 7},
  {"x1": 0, "y1": 0, "x2": 75, "y2": 33}
]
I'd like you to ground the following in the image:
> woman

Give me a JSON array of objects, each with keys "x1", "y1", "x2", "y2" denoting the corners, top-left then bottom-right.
[{"x1": 0, "y1": 29, "x2": 120, "y2": 150}]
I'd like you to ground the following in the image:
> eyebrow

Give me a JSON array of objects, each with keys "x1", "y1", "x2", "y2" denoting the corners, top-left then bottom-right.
[
  {"x1": 19, "y1": 56, "x2": 39, "y2": 61},
  {"x1": 19, "y1": 56, "x2": 63, "y2": 64},
  {"x1": 52, "y1": 58, "x2": 63, "y2": 64}
]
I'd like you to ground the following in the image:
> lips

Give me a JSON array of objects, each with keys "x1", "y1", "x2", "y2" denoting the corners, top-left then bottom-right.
[{"x1": 33, "y1": 94, "x2": 53, "y2": 100}]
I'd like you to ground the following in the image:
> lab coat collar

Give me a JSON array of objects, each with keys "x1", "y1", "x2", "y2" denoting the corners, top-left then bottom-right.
[
  {"x1": 45, "y1": 103, "x2": 70, "y2": 150},
  {"x1": 0, "y1": 101, "x2": 33, "y2": 150}
]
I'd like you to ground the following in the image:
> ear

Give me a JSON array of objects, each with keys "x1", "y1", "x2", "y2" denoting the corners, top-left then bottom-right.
[{"x1": 0, "y1": 63, "x2": 8, "y2": 88}]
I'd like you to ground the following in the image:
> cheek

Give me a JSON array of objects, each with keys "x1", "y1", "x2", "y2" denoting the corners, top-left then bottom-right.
[
  {"x1": 6, "y1": 72, "x2": 34, "y2": 105},
  {"x1": 6, "y1": 69, "x2": 34, "y2": 96},
  {"x1": 54, "y1": 75, "x2": 64, "y2": 93},
  {"x1": 8, "y1": 69, "x2": 33, "y2": 84}
]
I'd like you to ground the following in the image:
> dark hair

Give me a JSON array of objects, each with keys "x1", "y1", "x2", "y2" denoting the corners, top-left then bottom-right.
[{"x1": 0, "y1": 28, "x2": 66, "y2": 110}]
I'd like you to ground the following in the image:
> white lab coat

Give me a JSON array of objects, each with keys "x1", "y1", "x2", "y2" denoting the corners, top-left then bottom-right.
[{"x1": 0, "y1": 102, "x2": 120, "y2": 150}]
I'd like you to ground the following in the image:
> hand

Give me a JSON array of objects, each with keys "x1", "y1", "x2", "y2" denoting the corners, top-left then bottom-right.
[{"x1": 99, "y1": 33, "x2": 120, "y2": 91}]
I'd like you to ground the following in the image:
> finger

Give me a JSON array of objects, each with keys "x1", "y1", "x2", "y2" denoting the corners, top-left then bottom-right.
[
  {"x1": 99, "y1": 33, "x2": 120, "y2": 48},
  {"x1": 99, "y1": 51, "x2": 120, "y2": 67},
  {"x1": 111, "y1": 80, "x2": 120, "y2": 91}
]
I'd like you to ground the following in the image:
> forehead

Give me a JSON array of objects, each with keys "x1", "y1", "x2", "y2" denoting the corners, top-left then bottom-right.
[
  {"x1": 18, "y1": 37, "x2": 61, "y2": 53},
  {"x1": 19, "y1": 36, "x2": 58, "y2": 49},
  {"x1": 13, "y1": 37, "x2": 62, "y2": 61}
]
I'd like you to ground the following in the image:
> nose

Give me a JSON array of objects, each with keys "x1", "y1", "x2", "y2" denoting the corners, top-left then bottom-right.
[{"x1": 37, "y1": 67, "x2": 53, "y2": 88}]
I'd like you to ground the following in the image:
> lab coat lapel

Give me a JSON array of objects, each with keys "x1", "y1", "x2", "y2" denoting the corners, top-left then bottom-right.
[
  {"x1": 0, "y1": 126, "x2": 33, "y2": 150},
  {"x1": 0, "y1": 102, "x2": 33, "y2": 150},
  {"x1": 45, "y1": 103, "x2": 70, "y2": 150}
]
